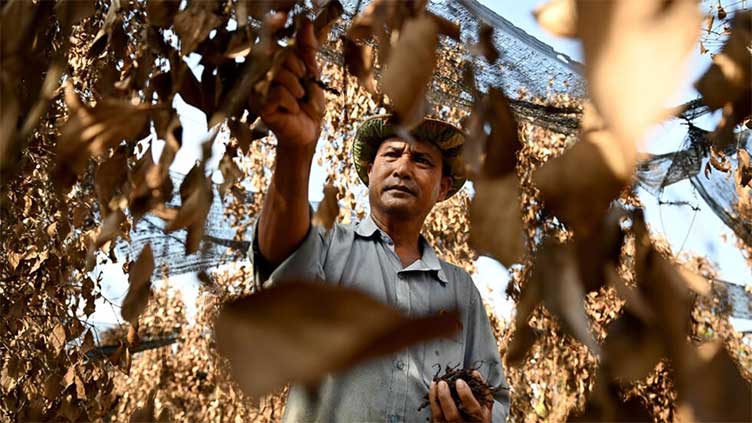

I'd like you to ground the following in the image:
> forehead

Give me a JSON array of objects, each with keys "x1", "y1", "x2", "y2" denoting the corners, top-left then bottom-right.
[{"x1": 377, "y1": 137, "x2": 442, "y2": 157}]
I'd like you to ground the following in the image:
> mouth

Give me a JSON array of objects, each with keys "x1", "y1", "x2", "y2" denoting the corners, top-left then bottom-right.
[{"x1": 385, "y1": 185, "x2": 416, "y2": 196}]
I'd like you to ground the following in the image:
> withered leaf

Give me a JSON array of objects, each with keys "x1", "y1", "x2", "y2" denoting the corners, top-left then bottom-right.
[
  {"x1": 348, "y1": 0, "x2": 394, "y2": 43},
  {"x1": 710, "y1": 88, "x2": 752, "y2": 149},
  {"x1": 535, "y1": 240, "x2": 600, "y2": 356},
  {"x1": 343, "y1": 37, "x2": 377, "y2": 94},
  {"x1": 382, "y1": 14, "x2": 438, "y2": 129},
  {"x1": 313, "y1": 0, "x2": 344, "y2": 41},
  {"x1": 737, "y1": 149, "x2": 752, "y2": 187},
  {"x1": 215, "y1": 280, "x2": 460, "y2": 398},
  {"x1": 505, "y1": 277, "x2": 541, "y2": 367},
  {"x1": 569, "y1": 380, "x2": 653, "y2": 423},
  {"x1": 678, "y1": 342, "x2": 752, "y2": 422},
  {"x1": 95, "y1": 147, "x2": 128, "y2": 217},
  {"x1": 695, "y1": 11, "x2": 751, "y2": 110},
  {"x1": 427, "y1": 12, "x2": 461, "y2": 41},
  {"x1": 54, "y1": 0, "x2": 96, "y2": 28},
  {"x1": 121, "y1": 244, "x2": 154, "y2": 324},
  {"x1": 86, "y1": 207, "x2": 126, "y2": 271},
  {"x1": 165, "y1": 165, "x2": 213, "y2": 254},
  {"x1": 576, "y1": 0, "x2": 701, "y2": 143},
  {"x1": 312, "y1": 181, "x2": 339, "y2": 230},
  {"x1": 127, "y1": 145, "x2": 173, "y2": 220},
  {"x1": 50, "y1": 323, "x2": 67, "y2": 354},
  {"x1": 146, "y1": 0, "x2": 181, "y2": 28},
  {"x1": 173, "y1": 1, "x2": 224, "y2": 56},
  {"x1": 219, "y1": 151, "x2": 243, "y2": 198},
  {"x1": 483, "y1": 88, "x2": 521, "y2": 178},
  {"x1": 533, "y1": 104, "x2": 636, "y2": 235},
  {"x1": 472, "y1": 24, "x2": 499, "y2": 64},
  {"x1": 574, "y1": 207, "x2": 626, "y2": 292},
  {"x1": 603, "y1": 311, "x2": 664, "y2": 382},
  {"x1": 43, "y1": 373, "x2": 63, "y2": 400},
  {"x1": 469, "y1": 174, "x2": 525, "y2": 268},
  {"x1": 56, "y1": 81, "x2": 151, "y2": 189},
  {"x1": 533, "y1": 0, "x2": 577, "y2": 38}
]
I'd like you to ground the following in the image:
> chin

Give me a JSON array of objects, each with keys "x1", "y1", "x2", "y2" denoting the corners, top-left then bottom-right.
[{"x1": 377, "y1": 194, "x2": 418, "y2": 215}]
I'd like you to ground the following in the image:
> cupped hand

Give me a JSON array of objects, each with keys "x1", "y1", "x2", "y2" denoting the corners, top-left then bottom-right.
[{"x1": 429, "y1": 370, "x2": 493, "y2": 423}]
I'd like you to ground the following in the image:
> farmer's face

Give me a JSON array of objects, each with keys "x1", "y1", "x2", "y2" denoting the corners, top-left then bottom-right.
[{"x1": 367, "y1": 137, "x2": 452, "y2": 219}]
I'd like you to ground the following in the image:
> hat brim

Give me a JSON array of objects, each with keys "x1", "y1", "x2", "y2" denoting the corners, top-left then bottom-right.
[{"x1": 352, "y1": 115, "x2": 467, "y2": 200}]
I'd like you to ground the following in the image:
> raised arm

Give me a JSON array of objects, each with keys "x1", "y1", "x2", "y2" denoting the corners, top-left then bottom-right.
[{"x1": 254, "y1": 17, "x2": 325, "y2": 267}]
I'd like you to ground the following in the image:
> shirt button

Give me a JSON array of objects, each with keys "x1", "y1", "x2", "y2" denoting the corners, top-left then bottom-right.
[
  {"x1": 396, "y1": 360, "x2": 405, "y2": 370},
  {"x1": 389, "y1": 415, "x2": 401, "y2": 423}
]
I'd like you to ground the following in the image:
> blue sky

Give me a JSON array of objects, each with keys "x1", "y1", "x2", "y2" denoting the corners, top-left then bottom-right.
[{"x1": 87, "y1": 0, "x2": 751, "y2": 331}]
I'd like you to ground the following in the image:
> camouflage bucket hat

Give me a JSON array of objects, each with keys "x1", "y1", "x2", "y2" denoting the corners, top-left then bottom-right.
[{"x1": 352, "y1": 115, "x2": 467, "y2": 200}]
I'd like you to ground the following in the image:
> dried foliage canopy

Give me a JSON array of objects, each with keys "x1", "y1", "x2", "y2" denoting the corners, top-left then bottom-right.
[{"x1": 1, "y1": 0, "x2": 750, "y2": 422}]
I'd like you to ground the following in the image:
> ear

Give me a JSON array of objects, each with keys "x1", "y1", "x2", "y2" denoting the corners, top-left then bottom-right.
[
  {"x1": 367, "y1": 162, "x2": 373, "y2": 179},
  {"x1": 438, "y1": 175, "x2": 452, "y2": 201}
]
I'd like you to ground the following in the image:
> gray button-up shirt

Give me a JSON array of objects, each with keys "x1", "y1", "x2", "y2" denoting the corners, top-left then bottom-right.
[{"x1": 251, "y1": 214, "x2": 510, "y2": 423}]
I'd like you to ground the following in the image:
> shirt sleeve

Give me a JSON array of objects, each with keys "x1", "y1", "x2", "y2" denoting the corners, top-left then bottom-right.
[
  {"x1": 465, "y1": 282, "x2": 511, "y2": 423},
  {"x1": 249, "y1": 219, "x2": 331, "y2": 288}
]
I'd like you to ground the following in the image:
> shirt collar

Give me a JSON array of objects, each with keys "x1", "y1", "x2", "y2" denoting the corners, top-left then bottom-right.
[{"x1": 355, "y1": 215, "x2": 449, "y2": 284}]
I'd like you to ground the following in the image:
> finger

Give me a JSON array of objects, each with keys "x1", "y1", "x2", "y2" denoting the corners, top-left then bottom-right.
[
  {"x1": 471, "y1": 371, "x2": 493, "y2": 403},
  {"x1": 284, "y1": 52, "x2": 306, "y2": 78},
  {"x1": 456, "y1": 379, "x2": 483, "y2": 415},
  {"x1": 300, "y1": 79, "x2": 325, "y2": 120},
  {"x1": 263, "y1": 84, "x2": 300, "y2": 115},
  {"x1": 272, "y1": 68, "x2": 305, "y2": 98},
  {"x1": 429, "y1": 382, "x2": 445, "y2": 422},
  {"x1": 296, "y1": 18, "x2": 319, "y2": 78},
  {"x1": 437, "y1": 381, "x2": 461, "y2": 422}
]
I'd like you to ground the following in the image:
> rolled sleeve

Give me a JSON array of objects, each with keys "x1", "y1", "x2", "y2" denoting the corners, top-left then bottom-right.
[
  {"x1": 249, "y1": 222, "x2": 331, "y2": 288},
  {"x1": 466, "y1": 285, "x2": 510, "y2": 422}
]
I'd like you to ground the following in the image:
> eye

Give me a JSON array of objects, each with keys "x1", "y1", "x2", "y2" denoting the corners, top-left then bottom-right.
[{"x1": 415, "y1": 156, "x2": 432, "y2": 166}]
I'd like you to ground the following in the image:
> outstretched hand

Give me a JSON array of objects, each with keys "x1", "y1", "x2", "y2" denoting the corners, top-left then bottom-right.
[
  {"x1": 429, "y1": 370, "x2": 493, "y2": 423},
  {"x1": 254, "y1": 14, "x2": 325, "y2": 151}
]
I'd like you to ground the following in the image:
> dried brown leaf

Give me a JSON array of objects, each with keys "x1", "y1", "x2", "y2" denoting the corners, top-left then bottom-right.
[
  {"x1": 576, "y1": 0, "x2": 701, "y2": 143},
  {"x1": 50, "y1": 323, "x2": 67, "y2": 354},
  {"x1": 471, "y1": 24, "x2": 499, "y2": 64},
  {"x1": 469, "y1": 174, "x2": 525, "y2": 267},
  {"x1": 165, "y1": 165, "x2": 213, "y2": 254},
  {"x1": 313, "y1": 0, "x2": 344, "y2": 41},
  {"x1": 695, "y1": 11, "x2": 751, "y2": 110},
  {"x1": 428, "y1": 12, "x2": 461, "y2": 41},
  {"x1": 533, "y1": 105, "x2": 637, "y2": 235},
  {"x1": 678, "y1": 342, "x2": 752, "y2": 422},
  {"x1": 56, "y1": 82, "x2": 151, "y2": 189},
  {"x1": 382, "y1": 14, "x2": 438, "y2": 129},
  {"x1": 121, "y1": 244, "x2": 154, "y2": 324},
  {"x1": 534, "y1": 0, "x2": 577, "y2": 38},
  {"x1": 95, "y1": 147, "x2": 128, "y2": 217},
  {"x1": 173, "y1": 1, "x2": 224, "y2": 56},
  {"x1": 215, "y1": 280, "x2": 460, "y2": 398},
  {"x1": 343, "y1": 37, "x2": 377, "y2": 94},
  {"x1": 146, "y1": 0, "x2": 181, "y2": 28},
  {"x1": 312, "y1": 181, "x2": 339, "y2": 230},
  {"x1": 536, "y1": 241, "x2": 600, "y2": 356},
  {"x1": 482, "y1": 88, "x2": 521, "y2": 178},
  {"x1": 737, "y1": 148, "x2": 752, "y2": 187},
  {"x1": 603, "y1": 312, "x2": 664, "y2": 382}
]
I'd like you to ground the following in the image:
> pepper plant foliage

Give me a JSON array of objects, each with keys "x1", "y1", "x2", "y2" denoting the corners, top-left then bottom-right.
[{"x1": 1, "y1": 0, "x2": 750, "y2": 422}]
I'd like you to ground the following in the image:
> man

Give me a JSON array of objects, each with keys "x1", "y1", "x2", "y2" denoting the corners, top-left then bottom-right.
[{"x1": 250, "y1": 19, "x2": 510, "y2": 423}]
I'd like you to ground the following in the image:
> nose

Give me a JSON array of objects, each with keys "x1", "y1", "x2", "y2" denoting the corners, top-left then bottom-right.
[{"x1": 392, "y1": 152, "x2": 414, "y2": 179}]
